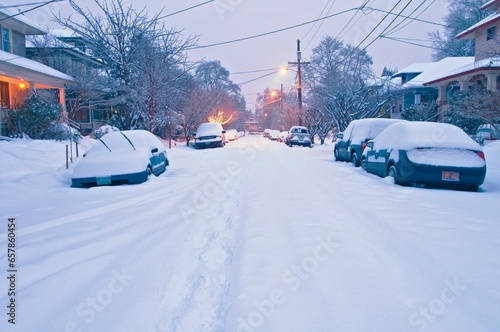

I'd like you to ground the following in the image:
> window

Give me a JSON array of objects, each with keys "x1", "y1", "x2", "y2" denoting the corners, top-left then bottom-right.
[
  {"x1": 0, "y1": 81, "x2": 10, "y2": 108},
  {"x1": 487, "y1": 26, "x2": 497, "y2": 41},
  {"x1": 1, "y1": 27, "x2": 10, "y2": 52}
]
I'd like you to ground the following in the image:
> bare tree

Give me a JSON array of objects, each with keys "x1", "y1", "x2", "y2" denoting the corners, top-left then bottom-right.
[
  {"x1": 195, "y1": 60, "x2": 245, "y2": 126},
  {"x1": 181, "y1": 87, "x2": 227, "y2": 146},
  {"x1": 304, "y1": 36, "x2": 392, "y2": 133},
  {"x1": 54, "y1": 0, "x2": 195, "y2": 131}
]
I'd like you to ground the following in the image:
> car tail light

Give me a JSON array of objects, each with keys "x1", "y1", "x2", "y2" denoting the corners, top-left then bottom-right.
[
  {"x1": 477, "y1": 151, "x2": 485, "y2": 160},
  {"x1": 362, "y1": 142, "x2": 367, "y2": 151}
]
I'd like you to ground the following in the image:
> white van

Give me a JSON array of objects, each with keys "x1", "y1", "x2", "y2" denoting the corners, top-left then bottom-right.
[{"x1": 193, "y1": 122, "x2": 226, "y2": 149}]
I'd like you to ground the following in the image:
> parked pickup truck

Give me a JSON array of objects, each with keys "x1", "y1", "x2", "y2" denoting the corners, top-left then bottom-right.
[{"x1": 285, "y1": 126, "x2": 312, "y2": 147}]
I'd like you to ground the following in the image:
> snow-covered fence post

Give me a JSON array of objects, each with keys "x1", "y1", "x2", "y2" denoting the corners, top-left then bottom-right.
[{"x1": 61, "y1": 116, "x2": 81, "y2": 162}]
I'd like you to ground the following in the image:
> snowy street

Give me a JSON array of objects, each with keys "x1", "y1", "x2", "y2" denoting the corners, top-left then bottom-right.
[{"x1": 1, "y1": 136, "x2": 500, "y2": 331}]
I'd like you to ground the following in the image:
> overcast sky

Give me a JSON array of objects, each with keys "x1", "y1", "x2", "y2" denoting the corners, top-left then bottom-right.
[{"x1": 13, "y1": 0, "x2": 450, "y2": 110}]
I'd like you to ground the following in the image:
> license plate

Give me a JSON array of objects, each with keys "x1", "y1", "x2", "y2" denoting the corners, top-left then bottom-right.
[
  {"x1": 442, "y1": 171, "x2": 460, "y2": 181},
  {"x1": 205, "y1": 142, "x2": 211, "y2": 145},
  {"x1": 96, "y1": 177, "x2": 111, "y2": 185}
]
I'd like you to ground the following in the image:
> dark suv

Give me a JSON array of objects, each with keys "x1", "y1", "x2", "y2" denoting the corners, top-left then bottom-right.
[{"x1": 334, "y1": 118, "x2": 404, "y2": 167}]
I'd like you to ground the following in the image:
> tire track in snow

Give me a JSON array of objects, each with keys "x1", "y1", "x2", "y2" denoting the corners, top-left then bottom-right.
[{"x1": 154, "y1": 145, "x2": 251, "y2": 332}]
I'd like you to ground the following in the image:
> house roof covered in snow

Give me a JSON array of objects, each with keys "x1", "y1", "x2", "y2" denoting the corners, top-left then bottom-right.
[
  {"x1": 0, "y1": 1, "x2": 46, "y2": 35},
  {"x1": 481, "y1": 0, "x2": 499, "y2": 11},
  {"x1": 398, "y1": 57, "x2": 475, "y2": 88},
  {"x1": 0, "y1": 50, "x2": 75, "y2": 87},
  {"x1": 424, "y1": 56, "x2": 500, "y2": 86},
  {"x1": 456, "y1": 12, "x2": 500, "y2": 39},
  {"x1": 392, "y1": 62, "x2": 435, "y2": 78}
]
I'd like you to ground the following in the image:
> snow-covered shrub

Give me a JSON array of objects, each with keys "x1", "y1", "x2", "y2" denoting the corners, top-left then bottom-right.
[
  {"x1": 39, "y1": 123, "x2": 82, "y2": 142},
  {"x1": 401, "y1": 102, "x2": 438, "y2": 122},
  {"x1": 107, "y1": 112, "x2": 126, "y2": 130},
  {"x1": 9, "y1": 93, "x2": 62, "y2": 139},
  {"x1": 93, "y1": 125, "x2": 120, "y2": 139}
]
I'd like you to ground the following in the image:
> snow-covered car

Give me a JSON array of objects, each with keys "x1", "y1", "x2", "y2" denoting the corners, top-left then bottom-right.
[
  {"x1": 72, "y1": 130, "x2": 169, "y2": 188},
  {"x1": 225, "y1": 129, "x2": 239, "y2": 141},
  {"x1": 476, "y1": 124, "x2": 500, "y2": 145},
  {"x1": 360, "y1": 122, "x2": 486, "y2": 192},
  {"x1": 193, "y1": 122, "x2": 226, "y2": 149},
  {"x1": 269, "y1": 129, "x2": 281, "y2": 140},
  {"x1": 334, "y1": 118, "x2": 405, "y2": 167},
  {"x1": 285, "y1": 126, "x2": 312, "y2": 147},
  {"x1": 278, "y1": 131, "x2": 288, "y2": 143}
]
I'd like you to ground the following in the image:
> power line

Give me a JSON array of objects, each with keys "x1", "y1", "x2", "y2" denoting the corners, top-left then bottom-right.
[
  {"x1": 384, "y1": 0, "x2": 435, "y2": 36},
  {"x1": 236, "y1": 71, "x2": 280, "y2": 86},
  {"x1": 231, "y1": 67, "x2": 283, "y2": 75},
  {"x1": 188, "y1": 7, "x2": 360, "y2": 50},
  {"x1": 360, "y1": 0, "x2": 418, "y2": 52},
  {"x1": 158, "y1": 0, "x2": 214, "y2": 20},
  {"x1": 354, "y1": 0, "x2": 403, "y2": 50},
  {"x1": 302, "y1": 0, "x2": 336, "y2": 51},
  {"x1": 380, "y1": 35, "x2": 441, "y2": 50},
  {"x1": 0, "y1": 1, "x2": 60, "y2": 9},
  {"x1": 363, "y1": 5, "x2": 447, "y2": 28},
  {"x1": 0, "y1": 0, "x2": 64, "y2": 21},
  {"x1": 336, "y1": 0, "x2": 373, "y2": 40}
]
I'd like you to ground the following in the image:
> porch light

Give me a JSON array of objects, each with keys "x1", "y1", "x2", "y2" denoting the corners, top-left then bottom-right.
[{"x1": 19, "y1": 81, "x2": 25, "y2": 89}]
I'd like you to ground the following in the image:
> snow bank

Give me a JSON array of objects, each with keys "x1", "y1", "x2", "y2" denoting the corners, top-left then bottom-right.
[{"x1": 0, "y1": 150, "x2": 32, "y2": 181}]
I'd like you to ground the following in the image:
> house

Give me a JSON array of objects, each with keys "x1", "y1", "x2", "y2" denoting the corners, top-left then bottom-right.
[
  {"x1": 26, "y1": 29, "x2": 109, "y2": 132},
  {"x1": 244, "y1": 116, "x2": 262, "y2": 132},
  {"x1": 0, "y1": 2, "x2": 74, "y2": 136},
  {"x1": 424, "y1": 0, "x2": 500, "y2": 119},
  {"x1": 392, "y1": 57, "x2": 474, "y2": 118}
]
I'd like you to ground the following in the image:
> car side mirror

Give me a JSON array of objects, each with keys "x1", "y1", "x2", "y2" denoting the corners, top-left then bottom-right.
[
  {"x1": 191, "y1": 132, "x2": 196, "y2": 137},
  {"x1": 222, "y1": 130, "x2": 226, "y2": 134},
  {"x1": 336, "y1": 133, "x2": 344, "y2": 139},
  {"x1": 151, "y1": 147, "x2": 159, "y2": 153}
]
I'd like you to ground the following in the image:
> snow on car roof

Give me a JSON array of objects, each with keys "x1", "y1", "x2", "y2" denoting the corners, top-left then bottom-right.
[
  {"x1": 350, "y1": 118, "x2": 405, "y2": 141},
  {"x1": 373, "y1": 122, "x2": 482, "y2": 151}
]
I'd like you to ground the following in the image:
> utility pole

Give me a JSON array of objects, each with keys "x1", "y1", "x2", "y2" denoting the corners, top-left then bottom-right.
[
  {"x1": 288, "y1": 39, "x2": 309, "y2": 126},
  {"x1": 280, "y1": 83, "x2": 283, "y2": 110}
]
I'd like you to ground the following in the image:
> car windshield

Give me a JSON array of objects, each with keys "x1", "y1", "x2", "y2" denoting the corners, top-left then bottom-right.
[{"x1": 86, "y1": 132, "x2": 139, "y2": 155}]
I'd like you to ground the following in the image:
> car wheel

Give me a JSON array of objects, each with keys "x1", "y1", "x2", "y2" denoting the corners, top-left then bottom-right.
[
  {"x1": 388, "y1": 165, "x2": 399, "y2": 184},
  {"x1": 333, "y1": 149, "x2": 339, "y2": 161},
  {"x1": 360, "y1": 158, "x2": 367, "y2": 171},
  {"x1": 351, "y1": 153, "x2": 359, "y2": 167}
]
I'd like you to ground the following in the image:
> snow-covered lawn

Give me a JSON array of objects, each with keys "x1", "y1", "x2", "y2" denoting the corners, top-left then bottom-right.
[{"x1": 1, "y1": 136, "x2": 499, "y2": 332}]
